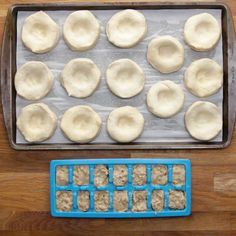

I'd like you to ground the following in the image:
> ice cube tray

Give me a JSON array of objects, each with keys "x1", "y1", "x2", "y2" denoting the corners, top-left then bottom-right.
[{"x1": 50, "y1": 158, "x2": 191, "y2": 218}]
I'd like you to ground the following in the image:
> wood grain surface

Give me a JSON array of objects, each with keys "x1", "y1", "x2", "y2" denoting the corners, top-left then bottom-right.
[{"x1": 0, "y1": 0, "x2": 236, "y2": 235}]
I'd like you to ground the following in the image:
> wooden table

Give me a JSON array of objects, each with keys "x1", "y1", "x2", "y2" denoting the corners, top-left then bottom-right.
[{"x1": 0, "y1": 0, "x2": 236, "y2": 235}]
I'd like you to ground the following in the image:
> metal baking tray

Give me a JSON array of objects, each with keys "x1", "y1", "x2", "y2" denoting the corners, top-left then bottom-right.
[
  {"x1": 50, "y1": 158, "x2": 191, "y2": 218},
  {"x1": 1, "y1": 2, "x2": 236, "y2": 150}
]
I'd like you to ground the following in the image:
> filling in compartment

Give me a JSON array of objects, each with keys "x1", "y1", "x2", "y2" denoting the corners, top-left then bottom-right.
[
  {"x1": 169, "y1": 190, "x2": 186, "y2": 209},
  {"x1": 132, "y1": 165, "x2": 146, "y2": 185},
  {"x1": 172, "y1": 165, "x2": 185, "y2": 186},
  {"x1": 56, "y1": 166, "x2": 69, "y2": 186},
  {"x1": 113, "y1": 191, "x2": 128, "y2": 212},
  {"x1": 78, "y1": 191, "x2": 90, "y2": 211},
  {"x1": 56, "y1": 191, "x2": 73, "y2": 211},
  {"x1": 152, "y1": 165, "x2": 168, "y2": 185},
  {"x1": 132, "y1": 190, "x2": 147, "y2": 212},
  {"x1": 94, "y1": 165, "x2": 109, "y2": 187},
  {"x1": 73, "y1": 165, "x2": 89, "y2": 185},
  {"x1": 113, "y1": 165, "x2": 128, "y2": 186},
  {"x1": 151, "y1": 190, "x2": 164, "y2": 211},
  {"x1": 94, "y1": 191, "x2": 110, "y2": 211}
]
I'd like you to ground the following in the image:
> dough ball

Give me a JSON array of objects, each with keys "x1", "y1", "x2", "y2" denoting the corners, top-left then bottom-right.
[
  {"x1": 106, "y1": 9, "x2": 147, "y2": 48},
  {"x1": 63, "y1": 10, "x2": 100, "y2": 51},
  {"x1": 184, "y1": 13, "x2": 221, "y2": 51},
  {"x1": 107, "y1": 106, "x2": 144, "y2": 143},
  {"x1": 147, "y1": 80, "x2": 185, "y2": 118},
  {"x1": 73, "y1": 165, "x2": 89, "y2": 186},
  {"x1": 184, "y1": 58, "x2": 223, "y2": 97},
  {"x1": 185, "y1": 101, "x2": 222, "y2": 141},
  {"x1": 106, "y1": 59, "x2": 145, "y2": 98},
  {"x1": 152, "y1": 165, "x2": 168, "y2": 185},
  {"x1": 147, "y1": 35, "x2": 184, "y2": 73},
  {"x1": 61, "y1": 58, "x2": 101, "y2": 98},
  {"x1": 21, "y1": 11, "x2": 60, "y2": 53},
  {"x1": 60, "y1": 105, "x2": 102, "y2": 143},
  {"x1": 17, "y1": 103, "x2": 57, "y2": 142},
  {"x1": 15, "y1": 61, "x2": 54, "y2": 100}
]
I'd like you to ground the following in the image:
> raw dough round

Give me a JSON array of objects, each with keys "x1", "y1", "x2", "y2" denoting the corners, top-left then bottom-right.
[
  {"x1": 146, "y1": 80, "x2": 185, "y2": 118},
  {"x1": 184, "y1": 13, "x2": 221, "y2": 51},
  {"x1": 14, "y1": 61, "x2": 54, "y2": 100},
  {"x1": 60, "y1": 105, "x2": 102, "y2": 143},
  {"x1": 185, "y1": 101, "x2": 222, "y2": 141},
  {"x1": 106, "y1": 59, "x2": 145, "y2": 98},
  {"x1": 21, "y1": 11, "x2": 60, "y2": 53},
  {"x1": 184, "y1": 58, "x2": 223, "y2": 98},
  {"x1": 61, "y1": 58, "x2": 101, "y2": 98},
  {"x1": 63, "y1": 10, "x2": 100, "y2": 51},
  {"x1": 147, "y1": 35, "x2": 184, "y2": 73},
  {"x1": 107, "y1": 106, "x2": 144, "y2": 143},
  {"x1": 106, "y1": 9, "x2": 147, "y2": 48},
  {"x1": 17, "y1": 103, "x2": 57, "y2": 142}
]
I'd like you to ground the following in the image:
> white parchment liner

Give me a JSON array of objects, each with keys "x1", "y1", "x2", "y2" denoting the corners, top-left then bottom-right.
[{"x1": 16, "y1": 9, "x2": 223, "y2": 144}]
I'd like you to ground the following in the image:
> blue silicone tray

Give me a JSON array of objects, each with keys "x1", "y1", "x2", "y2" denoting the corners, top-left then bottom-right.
[{"x1": 50, "y1": 158, "x2": 191, "y2": 218}]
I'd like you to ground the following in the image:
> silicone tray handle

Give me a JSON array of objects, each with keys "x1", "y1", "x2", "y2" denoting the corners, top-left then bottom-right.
[
  {"x1": 226, "y1": 6, "x2": 236, "y2": 146},
  {"x1": 0, "y1": 7, "x2": 14, "y2": 142}
]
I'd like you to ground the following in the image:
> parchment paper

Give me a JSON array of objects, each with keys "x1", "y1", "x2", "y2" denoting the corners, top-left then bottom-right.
[{"x1": 16, "y1": 9, "x2": 223, "y2": 144}]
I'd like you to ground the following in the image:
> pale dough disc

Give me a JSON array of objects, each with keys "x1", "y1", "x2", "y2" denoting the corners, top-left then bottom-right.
[
  {"x1": 185, "y1": 101, "x2": 222, "y2": 141},
  {"x1": 107, "y1": 106, "x2": 144, "y2": 143},
  {"x1": 15, "y1": 61, "x2": 54, "y2": 100},
  {"x1": 21, "y1": 11, "x2": 60, "y2": 53},
  {"x1": 17, "y1": 103, "x2": 57, "y2": 142},
  {"x1": 184, "y1": 13, "x2": 221, "y2": 51},
  {"x1": 146, "y1": 80, "x2": 185, "y2": 118},
  {"x1": 60, "y1": 105, "x2": 102, "y2": 143},
  {"x1": 63, "y1": 10, "x2": 100, "y2": 51},
  {"x1": 106, "y1": 59, "x2": 145, "y2": 98},
  {"x1": 61, "y1": 58, "x2": 101, "y2": 98},
  {"x1": 106, "y1": 9, "x2": 147, "y2": 48},
  {"x1": 184, "y1": 58, "x2": 223, "y2": 98},
  {"x1": 147, "y1": 35, "x2": 184, "y2": 73}
]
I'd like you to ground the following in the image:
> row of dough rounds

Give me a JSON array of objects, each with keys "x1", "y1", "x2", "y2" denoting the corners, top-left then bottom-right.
[
  {"x1": 22, "y1": 10, "x2": 221, "y2": 53},
  {"x1": 15, "y1": 57, "x2": 223, "y2": 102},
  {"x1": 15, "y1": 58, "x2": 144, "y2": 100},
  {"x1": 17, "y1": 102, "x2": 222, "y2": 143}
]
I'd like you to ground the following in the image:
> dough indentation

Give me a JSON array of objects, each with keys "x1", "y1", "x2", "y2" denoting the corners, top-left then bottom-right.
[
  {"x1": 185, "y1": 101, "x2": 222, "y2": 141},
  {"x1": 61, "y1": 58, "x2": 101, "y2": 98},
  {"x1": 147, "y1": 80, "x2": 185, "y2": 118},
  {"x1": 147, "y1": 35, "x2": 184, "y2": 73},
  {"x1": 107, "y1": 106, "x2": 144, "y2": 143},
  {"x1": 106, "y1": 9, "x2": 147, "y2": 48},
  {"x1": 106, "y1": 59, "x2": 145, "y2": 98},
  {"x1": 63, "y1": 10, "x2": 100, "y2": 51},
  {"x1": 60, "y1": 105, "x2": 102, "y2": 143},
  {"x1": 17, "y1": 103, "x2": 57, "y2": 142},
  {"x1": 184, "y1": 13, "x2": 221, "y2": 51},
  {"x1": 184, "y1": 58, "x2": 223, "y2": 97},
  {"x1": 21, "y1": 11, "x2": 60, "y2": 53}
]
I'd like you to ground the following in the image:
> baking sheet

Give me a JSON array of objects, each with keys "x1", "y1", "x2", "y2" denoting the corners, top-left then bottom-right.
[{"x1": 16, "y1": 9, "x2": 223, "y2": 144}]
